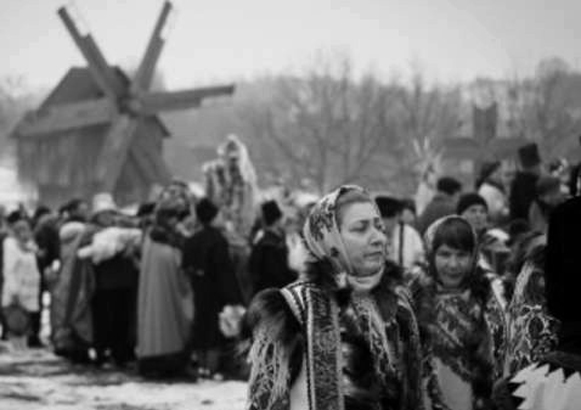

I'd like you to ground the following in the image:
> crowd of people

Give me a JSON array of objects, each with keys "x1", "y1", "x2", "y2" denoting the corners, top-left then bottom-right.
[{"x1": 0, "y1": 139, "x2": 580, "y2": 409}]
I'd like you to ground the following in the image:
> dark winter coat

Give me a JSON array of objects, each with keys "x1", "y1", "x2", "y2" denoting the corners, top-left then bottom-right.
[
  {"x1": 248, "y1": 228, "x2": 296, "y2": 297},
  {"x1": 509, "y1": 171, "x2": 539, "y2": 221},
  {"x1": 182, "y1": 225, "x2": 243, "y2": 349}
]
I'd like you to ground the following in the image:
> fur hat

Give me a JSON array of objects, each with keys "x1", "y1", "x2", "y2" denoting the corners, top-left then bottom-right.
[
  {"x1": 437, "y1": 177, "x2": 462, "y2": 195},
  {"x1": 518, "y1": 143, "x2": 541, "y2": 168},
  {"x1": 457, "y1": 193, "x2": 488, "y2": 215},
  {"x1": 195, "y1": 198, "x2": 219, "y2": 225},
  {"x1": 374, "y1": 196, "x2": 402, "y2": 218},
  {"x1": 261, "y1": 200, "x2": 283, "y2": 226}
]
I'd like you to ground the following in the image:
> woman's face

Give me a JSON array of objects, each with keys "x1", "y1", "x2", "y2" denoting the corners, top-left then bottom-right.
[
  {"x1": 434, "y1": 244, "x2": 473, "y2": 288},
  {"x1": 461, "y1": 204, "x2": 488, "y2": 233},
  {"x1": 339, "y1": 202, "x2": 387, "y2": 277}
]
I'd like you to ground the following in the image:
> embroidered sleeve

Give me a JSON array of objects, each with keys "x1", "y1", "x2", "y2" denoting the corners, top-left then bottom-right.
[{"x1": 486, "y1": 288, "x2": 508, "y2": 380}]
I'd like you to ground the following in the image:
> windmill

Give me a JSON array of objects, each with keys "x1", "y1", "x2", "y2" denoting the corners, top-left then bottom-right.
[{"x1": 11, "y1": 1, "x2": 235, "y2": 207}]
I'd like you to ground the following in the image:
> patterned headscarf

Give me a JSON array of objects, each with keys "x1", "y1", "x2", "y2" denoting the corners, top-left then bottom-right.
[
  {"x1": 424, "y1": 215, "x2": 477, "y2": 256},
  {"x1": 302, "y1": 185, "x2": 384, "y2": 284}
]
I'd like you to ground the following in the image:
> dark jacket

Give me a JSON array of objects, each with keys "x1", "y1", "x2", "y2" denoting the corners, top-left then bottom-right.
[
  {"x1": 88, "y1": 226, "x2": 139, "y2": 291},
  {"x1": 34, "y1": 220, "x2": 60, "y2": 272},
  {"x1": 183, "y1": 225, "x2": 243, "y2": 348},
  {"x1": 248, "y1": 228, "x2": 296, "y2": 297},
  {"x1": 509, "y1": 171, "x2": 539, "y2": 221},
  {"x1": 93, "y1": 254, "x2": 139, "y2": 290}
]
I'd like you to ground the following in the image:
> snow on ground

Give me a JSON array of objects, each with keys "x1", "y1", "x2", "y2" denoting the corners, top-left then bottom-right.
[{"x1": 0, "y1": 343, "x2": 247, "y2": 410}]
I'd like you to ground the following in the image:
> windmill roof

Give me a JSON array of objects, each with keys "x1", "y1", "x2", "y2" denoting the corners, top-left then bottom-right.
[{"x1": 33, "y1": 66, "x2": 170, "y2": 138}]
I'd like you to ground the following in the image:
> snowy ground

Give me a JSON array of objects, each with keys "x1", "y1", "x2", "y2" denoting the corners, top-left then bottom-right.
[{"x1": 0, "y1": 342, "x2": 247, "y2": 410}]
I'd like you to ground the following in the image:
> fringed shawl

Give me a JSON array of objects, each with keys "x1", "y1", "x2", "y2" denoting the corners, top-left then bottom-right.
[{"x1": 246, "y1": 276, "x2": 425, "y2": 410}]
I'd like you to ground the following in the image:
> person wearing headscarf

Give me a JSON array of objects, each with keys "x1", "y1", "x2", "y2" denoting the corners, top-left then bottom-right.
[
  {"x1": 243, "y1": 185, "x2": 431, "y2": 410},
  {"x1": 476, "y1": 161, "x2": 508, "y2": 225},
  {"x1": 182, "y1": 198, "x2": 243, "y2": 379},
  {"x1": 136, "y1": 189, "x2": 193, "y2": 378},
  {"x1": 493, "y1": 196, "x2": 581, "y2": 410},
  {"x1": 503, "y1": 234, "x2": 559, "y2": 376},
  {"x1": 409, "y1": 216, "x2": 507, "y2": 410}
]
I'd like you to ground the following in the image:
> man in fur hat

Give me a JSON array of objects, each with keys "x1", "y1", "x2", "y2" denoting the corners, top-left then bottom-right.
[
  {"x1": 248, "y1": 200, "x2": 297, "y2": 297},
  {"x1": 183, "y1": 198, "x2": 244, "y2": 378},
  {"x1": 509, "y1": 143, "x2": 542, "y2": 221}
]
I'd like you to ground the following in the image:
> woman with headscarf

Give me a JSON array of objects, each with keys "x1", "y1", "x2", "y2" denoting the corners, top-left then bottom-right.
[
  {"x1": 243, "y1": 185, "x2": 431, "y2": 410},
  {"x1": 503, "y1": 234, "x2": 559, "y2": 376},
  {"x1": 136, "y1": 192, "x2": 193, "y2": 378},
  {"x1": 493, "y1": 196, "x2": 581, "y2": 410},
  {"x1": 409, "y1": 216, "x2": 507, "y2": 410}
]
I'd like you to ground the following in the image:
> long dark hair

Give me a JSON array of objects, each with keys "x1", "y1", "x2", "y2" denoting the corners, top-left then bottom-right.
[{"x1": 427, "y1": 217, "x2": 490, "y2": 304}]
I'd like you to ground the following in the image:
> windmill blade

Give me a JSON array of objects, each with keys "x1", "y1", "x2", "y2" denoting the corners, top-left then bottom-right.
[
  {"x1": 138, "y1": 85, "x2": 235, "y2": 114},
  {"x1": 15, "y1": 98, "x2": 115, "y2": 137},
  {"x1": 131, "y1": 1, "x2": 174, "y2": 93},
  {"x1": 95, "y1": 115, "x2": 139, "y2": 192},
  {"x1": 58, "y1": 6, "x2": 125, "y2": 99}
]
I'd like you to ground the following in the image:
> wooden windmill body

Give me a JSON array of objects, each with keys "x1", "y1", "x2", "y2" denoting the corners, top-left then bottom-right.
[{"x1": 12, "y1": 2, "x2": 234, "y2": 207}]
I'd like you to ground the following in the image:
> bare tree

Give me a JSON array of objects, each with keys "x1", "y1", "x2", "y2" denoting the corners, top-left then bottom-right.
[
  {"x1": 498, "y1": 57, "x2": 580, "y2": 160},
  {"x1": 392, "y1": 66, "x2": 462, "y2": 193},
  {"x1": 244, "y1": 55, "x2": 394, "y2": 193}
]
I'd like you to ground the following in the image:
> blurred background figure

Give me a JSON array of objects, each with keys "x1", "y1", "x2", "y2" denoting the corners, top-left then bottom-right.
[
  {"x1": 375, "y1": 195, "x2": 425, "y2": 270},
  {"x1": 509, "y1": 143, "x2": 542, "y2": 222},
  {"x1": 183, "y1": 198, "x2": 243, "y2": 379},
  {"x1": 248, "y1": 200, "x2": 296, "y2": 298},
  {"x1": 137, "y1": 191, "x2": 193, "y2": 378},
  {"x1": 1, "y1": 210, "x2": 41, "y2": 351},
  {"x1": 528, "y1": 175, "x2": 566, "y2": 234},
  {"x1": 476, "y1": 161, "x2": 509, "y2": 225},
  {"x1": 417, "y1": 176, "x2": 463, "y2": 235}
]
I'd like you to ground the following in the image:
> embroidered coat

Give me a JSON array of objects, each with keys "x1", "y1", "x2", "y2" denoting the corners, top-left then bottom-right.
[
  {"x1": 504, "y1": 260, "x2": 559, "y2": 375},
  {"x1": 245, "y1": 262, "x2": 426, "y2": 410}
]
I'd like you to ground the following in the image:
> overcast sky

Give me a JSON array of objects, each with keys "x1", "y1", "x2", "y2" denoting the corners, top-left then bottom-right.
[{"x1": 1, "y1": 0, "x2": 580, "y2": 90}]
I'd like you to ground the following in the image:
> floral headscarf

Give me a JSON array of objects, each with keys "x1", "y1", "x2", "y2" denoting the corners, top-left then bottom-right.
[{"x1": 302, "y1": 185, "x2": 384, "y2": 284}]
